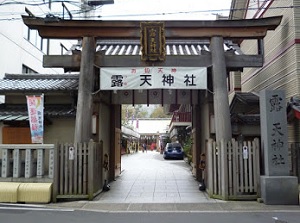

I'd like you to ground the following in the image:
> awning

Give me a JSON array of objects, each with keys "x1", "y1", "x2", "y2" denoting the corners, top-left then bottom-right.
[
  {"x1": 230, "y1": 92, "x2": 260, "y2": 125},
  {"x1": 121, "y1": 126, "x2": 140, "y2": 138}
]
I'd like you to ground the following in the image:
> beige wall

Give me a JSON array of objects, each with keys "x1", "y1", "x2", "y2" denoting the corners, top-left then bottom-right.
[
  {"x1": 98, "y1": 103, "x2": 111, "y2": 155},
  {"x1": 5, "y1": 94, "x2": 73, "y2": 104},
  {"x1": 200, "y1": 101, "x2": 214, "y2": 145},
  {"x1": 44, "y1": 118, "x2": 75, "y2": 143},
  {"x1": 239, "y1": 125, "x2": 260, "y2": 136},
  {"x1": 0, "y1": 119, "x2": 75, "y2": 144},
  {"x1": 98, "y1": 102, "x2": 112, "y2": 183}
]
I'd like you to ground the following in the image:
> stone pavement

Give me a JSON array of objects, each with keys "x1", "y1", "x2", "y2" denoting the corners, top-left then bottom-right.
[{"x1": 47, "y1": 151, "x2": 300, "y2": 212}]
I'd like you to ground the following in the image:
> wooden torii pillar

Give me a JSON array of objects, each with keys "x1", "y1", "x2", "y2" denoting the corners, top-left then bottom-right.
[
  {"x1": 22, "y1": 15, "x2": 282, "y2": 144},
  {"x1": 74, "y1": 37, "x2": 95, "y2": 143},
  {"x1": 211, "y1": 36, "x2": 232, "y2": 143}
]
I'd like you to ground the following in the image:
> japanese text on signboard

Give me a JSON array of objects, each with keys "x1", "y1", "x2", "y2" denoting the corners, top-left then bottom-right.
[
  {"x1": 26, "y1": 95, "x2": 44, "y2": 144},
  {"x1": 140, "y1": 22, "x2": 165, "y2": 61},
  {"x1": 100, "y1": 67, "x2": 207, "y2": 90},
  {"x1": 269, "y1": 94, "x2": 285, "y2": 166}
]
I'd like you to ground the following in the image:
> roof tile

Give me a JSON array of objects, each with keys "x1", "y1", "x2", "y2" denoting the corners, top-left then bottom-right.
[
  {"x1": 0, "y1": 104, "x2": 76, "y2": 121},
  {"x1": 0, "y1": 74, "x2": 79, "y2": 92}
]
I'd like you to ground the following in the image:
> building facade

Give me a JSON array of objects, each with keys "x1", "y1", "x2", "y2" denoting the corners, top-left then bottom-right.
[
  {"x1": 230, "y1": 0, "x2": 300, "y2": 143},
  {"x1": 0, "y1": 74, "x2": 77, "y2": 144},
  {"x1": 0, "y1": 0, "x2": 75, "y2": 97}
]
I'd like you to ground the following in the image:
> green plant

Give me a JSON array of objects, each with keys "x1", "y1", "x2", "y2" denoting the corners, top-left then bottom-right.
[{"x1": 183, "y1": 136, "x2": 193, "y2": 163}]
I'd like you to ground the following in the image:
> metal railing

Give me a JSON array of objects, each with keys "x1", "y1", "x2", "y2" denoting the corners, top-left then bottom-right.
[{"x1": 171, "y1": 112, "x2": 191, "y2": 123}]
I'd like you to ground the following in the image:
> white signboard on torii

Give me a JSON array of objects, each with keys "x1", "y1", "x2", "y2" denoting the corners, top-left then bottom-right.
[{"x1": 100, "y1": 67, "x2": 207, "y2": 90}]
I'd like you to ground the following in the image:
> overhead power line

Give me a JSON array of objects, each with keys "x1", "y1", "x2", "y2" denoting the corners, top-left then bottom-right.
[{"x1": 0, "y1": 0, "x2": 296, "y2": 21}]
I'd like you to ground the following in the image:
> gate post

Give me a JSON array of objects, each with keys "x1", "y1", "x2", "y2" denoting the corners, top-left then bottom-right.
[
  {"x1": 88, "y1": 140, "x2": 95, "y2": 200},
  {"x1": 52, "y1": 143, "x2": 59, "y2": 203},
  {"x1": 207, "y1": 139, "x2": 214, "y2": 197},
  {"x1": 220, "y1": 139, "x2": 229, "y2": 200}
]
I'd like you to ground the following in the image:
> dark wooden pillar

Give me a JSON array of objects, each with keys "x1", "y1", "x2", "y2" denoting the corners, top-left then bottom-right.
[
  {"x1": 193, "y1": 104, "x2": 202, "y2": 181},
  {"x1": 74, "y1": 37, "x2": 95, "y2": 143},
  {"x1": 211, "y1": 36, "x2": 232, "y2": 143}
]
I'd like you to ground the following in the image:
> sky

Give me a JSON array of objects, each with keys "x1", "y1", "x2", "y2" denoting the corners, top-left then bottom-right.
[
  {"x1": 0, "y1": 0, "x2": 232, "y2": 21},
  {"x1": 88, "y1": 0, "x2": 233, "y2": 20}
]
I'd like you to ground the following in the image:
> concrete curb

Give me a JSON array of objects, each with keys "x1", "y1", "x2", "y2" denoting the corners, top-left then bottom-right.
[{"x1": 45, "y1": 201, "x2": 300, "y2": 212}]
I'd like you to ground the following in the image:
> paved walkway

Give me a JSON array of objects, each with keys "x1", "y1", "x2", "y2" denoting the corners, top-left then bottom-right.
[
  {"x1": 94, "y1": 150, "x2": 214, "y2": 203},
  {"x1": 47, "y1": 151, "x2": 300, "y2": 212}
]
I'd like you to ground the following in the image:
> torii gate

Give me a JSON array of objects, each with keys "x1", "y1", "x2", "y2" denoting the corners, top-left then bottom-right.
[{"x1": 22, "y1": 15, "x2": 282, "y2": 180}]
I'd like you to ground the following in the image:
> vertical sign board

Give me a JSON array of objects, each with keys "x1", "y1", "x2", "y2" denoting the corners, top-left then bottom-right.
[
  {"x1": 48, "y1": 148, "x2": 55, "y2": 178},
  {"x1": 260, "y1": 89, "x2": 289, "y2": 176},
  {"x1": 37, "y1": 149, "x2": 44, "y2": 178},
  {"x1": 1, "y1": 149, "x2": 8, "y2": 177},
  {"x1": 140, "y1": 22, "x2": 165, "y2": 62},
  {"x1": 69, "y1": 146, "x2": 75, "y2": 160},
  {"x1": 13, "y1": 149, "x2": 21, "y2": 178},
  {"x1": 25, "y1": 149, "x2": 33, "y2": 178},
  {"x1": 26, "y1": 95, "x2": 44, "y2": 144}
]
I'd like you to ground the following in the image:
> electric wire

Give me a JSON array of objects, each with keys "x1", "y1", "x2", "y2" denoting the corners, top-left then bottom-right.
[{"x1": 0, "y1": 0, "x2": 295, "y2": 21}]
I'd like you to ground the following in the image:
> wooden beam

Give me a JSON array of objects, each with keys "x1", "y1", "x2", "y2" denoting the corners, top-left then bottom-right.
[
  {"x1": 43, "y1": 54, "x2": 263, "y2": 70},
  {"x1": 43, "y1": 54, "x2": 81, "y2": 69},
  {"x1": 225, "y1": 54, "x2": 263, "y2": 68},
  {"x1": 22, "y1": 15, "x2": 282, "y2": 40}
]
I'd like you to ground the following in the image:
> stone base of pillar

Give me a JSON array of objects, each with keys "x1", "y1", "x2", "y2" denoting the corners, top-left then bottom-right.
[{"x1": 260, "y1": 175, "x2": 299, "y2": 205}]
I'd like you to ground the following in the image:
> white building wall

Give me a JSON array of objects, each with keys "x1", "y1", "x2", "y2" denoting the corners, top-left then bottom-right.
[
  {"x1": 131, "y1": 119, "x2": 171, "y2": 135},
  {"x1": 0, "y1": 1, "x2": 76, "y2": 80}
]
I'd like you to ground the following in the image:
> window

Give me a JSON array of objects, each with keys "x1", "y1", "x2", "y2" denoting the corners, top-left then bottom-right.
[
  {"x1": 22, "y1": 65, "x2": 37, "y2": 74},
  {"x1": 24, "y1": 26, "x2": 48, "y2": 53}
]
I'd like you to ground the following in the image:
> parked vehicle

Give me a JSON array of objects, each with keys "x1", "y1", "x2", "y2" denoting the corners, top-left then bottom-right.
[{"x1": 163, "y1": 142, "x2": 184, "y2": 160}]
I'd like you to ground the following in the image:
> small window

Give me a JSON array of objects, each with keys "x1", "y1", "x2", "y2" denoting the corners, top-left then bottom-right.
[{"x1": 22, "y1": 65, "x2": 37, "y2": 74}]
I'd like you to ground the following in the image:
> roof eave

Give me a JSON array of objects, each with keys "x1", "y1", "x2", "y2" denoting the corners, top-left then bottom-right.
[{"x1": 22, "y1": 15, "x2": 283, "y2": 40}]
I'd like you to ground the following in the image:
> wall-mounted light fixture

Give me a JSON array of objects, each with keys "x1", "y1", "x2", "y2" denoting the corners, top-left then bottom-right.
[{"x1": 92, "y1": 113, "x2": 98, "y2": 134}]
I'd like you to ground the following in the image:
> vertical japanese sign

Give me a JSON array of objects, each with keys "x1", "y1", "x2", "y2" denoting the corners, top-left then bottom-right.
[
  {"x1": 260, "y1": 89, "x2": 289, "y2": 176},
  {"x1": 26, "y1": 95, "x2": 44, "y2": 144},
  {"x1": 140, "y1": 22, "x2": 165, "y2": 61}
]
